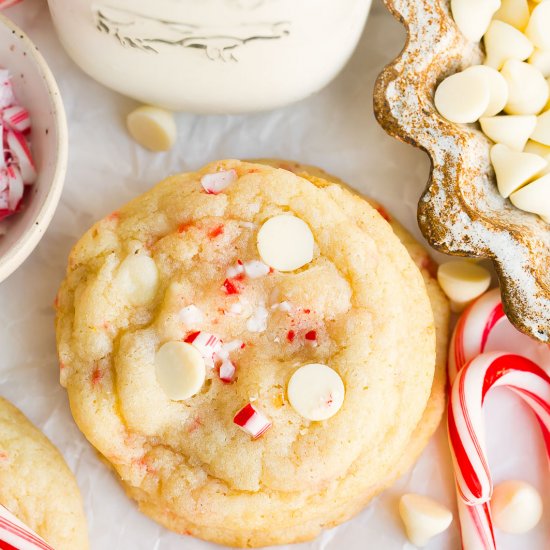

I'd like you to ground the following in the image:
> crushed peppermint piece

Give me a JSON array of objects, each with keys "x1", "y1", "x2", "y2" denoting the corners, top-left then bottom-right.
[
  {"x1": 200, "y1": 169, "x2": 237, "y2": 194},
  {"x1": 179, "y1": 304, "x2": 204, "y2": 326},
  {"x1": 271, "y1": 300, "x2": 292, "y2": 312},
  {"x1": 219, "y1": 359, "x2": 236, "y2": 383},
  {"x1": 223, "y1": 278, "x2": 240, "y2": 295},
  {"x1": 186, "y1": 331, "x2": 222, "y2": 367},
  {"x1": 233, "y1": 403, "x2": 271, "y2": 438},
  {"x1": 305, "y1": 330, "x2": 317, "y2": 341},
  {"x1": 3, "y1": 105, "x2": 30, "y2": 133},
  {"x1": 208, "y1": 224, "x2": 224, "y2": 238},
  {"x1": 287, "y1": 330, "x2": 296, "y2": 342},
  {"x1": 222, "y1": 340, "x2": 244, "y2": 354},
  {"x1": 226, "y1": 262, "x2": 245, "y2": 278},
  {"x1": 246, "y1": 304, "x2": 268, "y2": 333},
  {"x1": 243, "y1": 260, "x2": 270, "y2": 279},
  {"x1": 274, "y1": 336, "x2": 281, "y2": 343},
  {"x1": 7, "y1": 129, "x2": 36, "y2": 184}
]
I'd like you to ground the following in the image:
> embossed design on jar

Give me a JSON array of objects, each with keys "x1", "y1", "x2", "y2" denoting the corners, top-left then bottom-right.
[{"x1": 94, "y1": 5, "x2": 291, "y2": 61}]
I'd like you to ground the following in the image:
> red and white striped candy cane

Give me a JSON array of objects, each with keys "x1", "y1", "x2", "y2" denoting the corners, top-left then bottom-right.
[
  {"x1": 448, "y1": 289, "x2": 505, "y2": 383},
  {"x1": 0, "y1": 504, "x2": 54, "y2": 550},
  {"x1": 448, "y1": 352, "x2": 550, "y2": 549}
]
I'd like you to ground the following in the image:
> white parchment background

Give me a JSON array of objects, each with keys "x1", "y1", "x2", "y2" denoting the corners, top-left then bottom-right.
[{"x1": 0, "y1": 0, "x2": 548, "y2": 548}]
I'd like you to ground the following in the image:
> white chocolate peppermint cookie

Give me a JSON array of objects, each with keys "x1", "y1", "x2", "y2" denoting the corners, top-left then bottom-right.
[
  {"x1": 55, "y1": 160, "x2": 438, "y2": 547},
  {"x1": 0, "y1": 397, "x2": 88, "y2": 550}
]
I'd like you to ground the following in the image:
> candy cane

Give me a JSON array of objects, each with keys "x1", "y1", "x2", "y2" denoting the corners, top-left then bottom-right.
[
  {"x1": 448, "y1": 289, "x2": 505, "y2": 383},
  {"x1": 448, "y1": 352, "x2": 550, "y2": 549},
  {"x1": 0, "y1": 504, "x2": 54, "y2": 550}
]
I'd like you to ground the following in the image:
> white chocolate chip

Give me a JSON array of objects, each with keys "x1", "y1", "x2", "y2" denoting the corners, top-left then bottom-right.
[
  {"x1": 480, "y1": 115, "x2": 536, "y2": 150},
  {"x1": 257, "y1": 214, "x2": 314, "y2": 271},
  {"x1": 437, "y1": 261, "x2": 491, "y2": 306},
  {"x1": 483, "y1": 20, "x2": 534, "y2": 69},
  {"x1": 510, "y1": 173, "x2": 550, "y2": 218},
  {"x1": 399, "y1": 494, "x2": 453, "y2": 547},
  {"x1": 494, "y1": 0, "x2": 530, "y2": 30},
  {"x1": 531, "y1": 110, "x2": 550, "y2": 146},
  {"x1": 126, "y1": 105, "x2": 177, "y2": 152},
  {"x1": 116, "y1": 254, "x2": 159, "y2": 305},
  {"x1": 524, "y1": 139, "x2": 550, "y2": 174},
  {"x1": 179, "y1": 304, "x2": 204, "y2": 327},
  {"x1": 155, "y1": 341, "x2": 206, "y2": 400},
  {"x1": 287, "y1": 364, "x2": 345, "y2": 421},
  {"x1": 501, "y1": 60, "x2": 549, "y2": 115},
  {"x1": 526, "y1": 1, "x2": 550, "y2": 50},
  {"x1": 434, "y1": 70, "x2": 491, "y2": 123},
  {"x1": 491, "y1": 480, "x2": 543, "y2": 534},
  {"x1": 529, "y1": 49, "x2": 550, "y2": 78},
  {"x1": 465, "y1": 66, "x2": 509, "y2": 117},
  {"x1": 451, "y1": 0, "x2": 501, "y2": 42},
  {"x1": 490, "y1": 143, "x2": 547, "y2": 197}
]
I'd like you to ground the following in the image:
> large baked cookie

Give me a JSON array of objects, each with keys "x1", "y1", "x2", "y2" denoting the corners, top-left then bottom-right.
[
  {"x1": 0, "y1": 397, "x2": 88, "y2": 550},
  {"x1": 56, "y1": 160, "x2": 438, "y2": 547}
]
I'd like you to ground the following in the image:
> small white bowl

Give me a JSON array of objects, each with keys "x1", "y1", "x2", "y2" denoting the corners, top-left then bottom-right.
[{"x1": 0, "y1": 12, "x2": 67, "y2": 283}]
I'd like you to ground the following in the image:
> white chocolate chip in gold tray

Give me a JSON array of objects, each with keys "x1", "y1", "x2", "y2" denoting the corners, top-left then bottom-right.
[
  {"x1": 466, "y1": 66, "x2": 509, "y2": 117},
  {"x1": 287, "y1": 364, "x2": 345, "y2": 421},
  {"x1": 494, "y1": 0, "x2": 531, "y2": 30},
  {"x1": 115, "y1": 254, "x2": 159, "y2": 305},
  {"x1": 529, "y1": 49, "x2": 550, "y2": 78},
  {"x1": 257, "y1": 214, "x2": 314, "y2": 272},
  {"x1": 525, "y1": 139, "x2": 550, "y2": 173},
  {"x1": 479, "y1": 114, "x2": 536, "y2": 150},
  {"x1": 399, "y1": 494, "x2": 453, "y2": 547},
  {"x1": 155, "y1": 341, "x2": 206, "y2": 401},
  {"x1": 491, "y1": 480, "x2": 543, "y2": 534},
  {"x1": 491, "y1": 143, "x2": 547, "y2": 197},
  {"x1": 451, "y1": 0, "x2": 501, "y2": 42},
  {"x1": 510, "y1": 173, "x2": 550, "y2": 218},
  {"x1": 483, "y1": 20, "x2": 534, "y2": 69},
  {"x1": 434, "y1": 70, "x2": 490, "y2": 123},
  {"x1": 525, "y1": 1, "x2": 550, "y2": 50},
  {"x1": 501, "y1": 59, "x2": 549, "y2": 115},
  {"x1": 437, "y1": 261, "x2": 491, "y2": 310},
  {"x1": 530, "y1": 110, "x2": 550, "y2": 146},
  {"x1": 127, "y1": 105, "x2": 177, "y2": 152}
]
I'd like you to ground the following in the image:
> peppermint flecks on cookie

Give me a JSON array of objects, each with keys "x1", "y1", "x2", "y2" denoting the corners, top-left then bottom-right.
[
  {"x1": 257, "y1": 214, "x2": 314, "y2": 271},
  {"x1": 155, "y1": 342, "x2": 206, "y2": 401},
  {"x1": 287, "y1": 364, "x2": 345, "y2": 421},
  {"x1": 219, "y1": 359, "x2": 236, "y2": 383},
  {"x1": 200, "y1": 169, "x2": 237, "y2": 194},
  {"x1": 185, "y1": 331, "x2": 222, "y2": 367},
  {"x1": 233, "y1": 403, "x2": 272, "y2": 439}
]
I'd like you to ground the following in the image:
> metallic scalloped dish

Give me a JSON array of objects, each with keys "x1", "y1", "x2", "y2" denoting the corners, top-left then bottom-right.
[{"x1": 374, "y1": 0, "x2": 550, "y2": 342}]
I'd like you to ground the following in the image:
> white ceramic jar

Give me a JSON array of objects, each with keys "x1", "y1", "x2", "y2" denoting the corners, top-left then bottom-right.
[{"x1": 47, "y1": 0, "x2": 372, "y2": 113}]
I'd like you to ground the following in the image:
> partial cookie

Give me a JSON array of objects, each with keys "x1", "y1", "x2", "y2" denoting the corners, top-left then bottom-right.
[
  {"x1": 56, "y1": 160, "x2": 437, "y2": 547},
  {"x1": 256, "y1": 159, "x2": 450, "y2": 500},
  {"x1": 0, "y1": 397, "x2": 88, "y2": 550}
]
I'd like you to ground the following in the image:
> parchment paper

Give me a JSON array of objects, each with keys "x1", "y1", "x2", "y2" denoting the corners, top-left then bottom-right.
[{"x1": 0, "y1": 1, "x2": 548, "y2": 548}]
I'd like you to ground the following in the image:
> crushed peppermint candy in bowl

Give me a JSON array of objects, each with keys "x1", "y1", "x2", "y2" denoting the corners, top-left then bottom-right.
[{"x1": 0, "y1": 12, "x2": 67, "y2": 283}]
